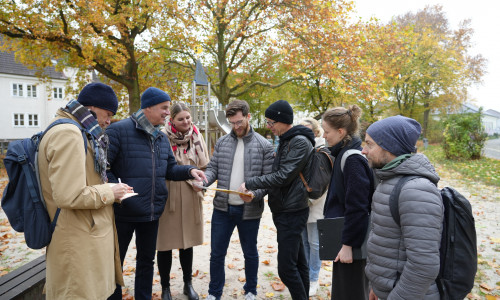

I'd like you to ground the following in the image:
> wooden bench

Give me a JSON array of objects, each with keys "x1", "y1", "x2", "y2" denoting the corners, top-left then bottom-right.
[{"x1": 0, "y1": 255, "x2": 46, "y2": 300}]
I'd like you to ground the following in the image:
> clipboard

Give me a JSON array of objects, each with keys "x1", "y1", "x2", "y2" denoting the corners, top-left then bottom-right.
[
  {"x1": 195, "y1": 184, "x2": 253, "y2": 198},
  {"x1": 317, "y1": 217, "x2": 369, "y2": 260}
]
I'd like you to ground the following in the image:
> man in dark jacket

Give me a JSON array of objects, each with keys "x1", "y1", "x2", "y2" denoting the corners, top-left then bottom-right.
[
  {"x1": 362, "y1": 116, "x2": 443, "y2": 300},
  {"x1": 239, "y1": 100, "x2": 314, "y2": 300},
  {"x1": 106, "y1": 87, "x2": 206, "y2": 300},
  {"x1": 204, "y1": 100, "x2": 275, "y2": 300}
]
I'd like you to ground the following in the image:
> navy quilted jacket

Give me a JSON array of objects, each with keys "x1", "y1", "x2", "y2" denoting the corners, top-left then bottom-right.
[{"x1": 106, "y1": 117, "x2": 193, "y2": 222}]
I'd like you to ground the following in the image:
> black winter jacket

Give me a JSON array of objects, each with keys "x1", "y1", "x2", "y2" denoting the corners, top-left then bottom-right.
[
  {"x1": 246, "y1": 125, "x2": 314, "y2": 213},
  {"x1": 106, "y1": 117, "x2": 193, "y2": 222}
]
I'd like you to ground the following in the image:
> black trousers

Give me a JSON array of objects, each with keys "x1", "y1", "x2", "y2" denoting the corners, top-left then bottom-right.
[
  {"x1": 272, "y1": 208, "x2": 310, "y2": 300},
  {"x1": 157, "y1": 247, "x2": 194, "y2": 288},
  {"x1": 331, "y1": 259, "x2": 369, "y2": 300},
  {"x1": 108, "y1": 220, "x2": 159, "y2": 300}
]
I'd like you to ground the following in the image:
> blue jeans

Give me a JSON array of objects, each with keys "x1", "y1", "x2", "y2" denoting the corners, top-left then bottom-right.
[
  {"x1": 208, "y1": 205, "x2": 261, "y2": 299},
  {"x1": 108, "y1": 220, "x2": 159, "y2": 300},
  {"x1": 302, "y1": 222, "x2": 321, "y2": 282},
  {"x1": 273, "y1": 208, "x2": 309, "y2": 300}
]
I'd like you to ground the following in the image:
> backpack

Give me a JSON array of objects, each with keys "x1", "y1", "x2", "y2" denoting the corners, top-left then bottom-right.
[
  {"x1": 1, "y1": 119, "x2": 88, "y2": 249},
  {"x1": 299, "y1": 146, "x2": 334, "y2": 199},
  {"x1": 340, "y1": 149, "x2": 363, "y2": 172},
  {"x1": 340, "y1": 149, "x2": 379, "y2": 188},
  {"x1": 389, "y1": 176, "x2": 477, "y2": 300}
]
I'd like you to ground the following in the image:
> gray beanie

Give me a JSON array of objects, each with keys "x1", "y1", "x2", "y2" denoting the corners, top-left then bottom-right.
[
  {"x1": 366, "y1": 115, "x2": 421, "y2": 156},
  {"x1": 265, "y1": 100, "x2": 293, "y2": 124}
]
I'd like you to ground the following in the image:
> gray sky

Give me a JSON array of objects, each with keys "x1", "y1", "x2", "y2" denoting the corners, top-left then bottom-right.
[{"x1": 352, "y1": 0, "x2": 500, "y2": 112}]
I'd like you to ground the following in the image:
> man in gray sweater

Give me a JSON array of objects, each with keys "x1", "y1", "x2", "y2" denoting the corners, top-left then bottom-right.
[
  {"x1": 203, "y1": 100, "x2": 275, "y2": 300},
  {"x1": 362, "y1": 116, "x2": 444, "y2": 300}
]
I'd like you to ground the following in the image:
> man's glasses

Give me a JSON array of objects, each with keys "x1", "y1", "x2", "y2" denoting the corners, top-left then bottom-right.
[
  {"x1": 229, "y1": 119, "x2": 245, "y2": 127},
  {"x1": 266, "y1": 120, "x2": 277, "y2": 127}
]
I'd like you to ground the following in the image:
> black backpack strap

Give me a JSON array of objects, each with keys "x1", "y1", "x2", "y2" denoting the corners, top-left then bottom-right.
[{"x1": 389, "y1": 175, "x2": 421, "y2": 226}]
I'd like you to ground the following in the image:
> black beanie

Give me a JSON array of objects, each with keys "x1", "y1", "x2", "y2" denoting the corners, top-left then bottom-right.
[
  {"x1": 77, "y1": 83, "x2": 118, "y2": 115},
  {"x1": 265, "y1": 100, "x2": 293, "y2": 124}
]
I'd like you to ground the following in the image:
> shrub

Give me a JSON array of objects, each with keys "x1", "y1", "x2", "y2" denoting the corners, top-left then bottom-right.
[{"x1": 442, "y1": 111, "x2": 487, "y2": 159}]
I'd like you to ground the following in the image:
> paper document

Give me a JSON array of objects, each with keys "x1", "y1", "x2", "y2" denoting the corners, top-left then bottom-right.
[{"x1": 120, "y1": 193, "x2": 138, "y2": 200}]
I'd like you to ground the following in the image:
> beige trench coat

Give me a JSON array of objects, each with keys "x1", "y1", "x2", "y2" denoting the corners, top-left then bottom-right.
[
  {"x1": 156, "y1": 133, "x2": 209, "y2": 251},
  {"x1": 38, "y1": 112, "x2": 124, "y2": 300}
]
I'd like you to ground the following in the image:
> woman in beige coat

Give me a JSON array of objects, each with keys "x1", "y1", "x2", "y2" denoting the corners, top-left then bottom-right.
[
  {"x1": 157, "y1": 103, "x2": 210, "y2": 300},
  {"x1": 37, "y1": 85, "x2": 131, "y2": 300}
]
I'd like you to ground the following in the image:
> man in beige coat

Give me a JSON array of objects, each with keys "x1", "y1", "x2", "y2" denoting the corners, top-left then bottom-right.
[{"x1": 38, "y1": 83, "x2": 133, "y2": 300}]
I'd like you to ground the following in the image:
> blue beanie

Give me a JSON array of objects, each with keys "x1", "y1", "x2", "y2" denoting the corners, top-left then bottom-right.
[
  {"x1": 77, "y1": 83, "x2": 118, "y2": 115},
  {"x1": 265, "y1": 100, "x2": 294, "y2": 124},
  {"x1": 141, "y1": 87, "x2": 171, "y2": 109},
  {"x1": 366, "y1": 115, "x2": 421, "y2": 156}
]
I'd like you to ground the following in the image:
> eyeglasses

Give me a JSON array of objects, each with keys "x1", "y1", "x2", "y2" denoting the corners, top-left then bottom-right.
[
  {"x1": 229, "y1": 119, "x2": 245, "y2": 127},
  {"x1": 266, "y1": 120, "x2": 277, "y2": 127}
]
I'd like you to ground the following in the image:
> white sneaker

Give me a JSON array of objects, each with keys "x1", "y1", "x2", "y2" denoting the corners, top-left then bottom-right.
[
  {"x1": 244, "y1": 292, "x2": 257, "y2": 300},
  {"x1": 206, "y1": 295, "x2": 217, "y2": 300},
  {"x1": 309, "y1": 280, "x2": 319, "y2": 296}
]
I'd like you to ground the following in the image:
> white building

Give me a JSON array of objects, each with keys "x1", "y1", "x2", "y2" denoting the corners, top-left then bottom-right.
[
  {"x1": 0, "y1": 50, "x2": 75, "y2": 144},
  {"x1": 458, "y1": 103, "x2": 500, "y2": 136}
]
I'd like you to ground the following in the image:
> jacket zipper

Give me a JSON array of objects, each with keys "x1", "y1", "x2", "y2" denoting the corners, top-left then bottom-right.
[{"x1": 151, "y1": 139, "x2": 156, "y2": 221}]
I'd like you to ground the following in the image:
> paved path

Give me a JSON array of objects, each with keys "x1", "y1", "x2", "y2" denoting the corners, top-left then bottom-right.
[{"x1": 483, "y1": 138, "x2": 500, "y2": 160}]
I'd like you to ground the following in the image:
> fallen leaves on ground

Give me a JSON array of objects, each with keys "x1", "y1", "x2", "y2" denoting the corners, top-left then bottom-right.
[{"x1": 271, "y1": 281, "x2": 285, "y2": 291}]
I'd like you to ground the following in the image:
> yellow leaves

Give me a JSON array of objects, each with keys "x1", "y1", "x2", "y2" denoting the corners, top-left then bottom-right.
[{"x1": 490, "y1": 237, "x2": 500, "y2": 243}]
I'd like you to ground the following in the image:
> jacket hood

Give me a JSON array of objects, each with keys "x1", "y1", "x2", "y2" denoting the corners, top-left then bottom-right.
[
  {"x1": 280, "y1": 125, "x2": 316, "y2": 146},
  {"x1": 375, "y1": 153, "x2": 440, "y2": 184}
]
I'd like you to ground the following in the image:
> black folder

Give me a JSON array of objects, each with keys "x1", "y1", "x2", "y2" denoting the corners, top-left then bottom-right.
[{"x1": 317, "y1": 217, "x2": 369, "y2": 260}]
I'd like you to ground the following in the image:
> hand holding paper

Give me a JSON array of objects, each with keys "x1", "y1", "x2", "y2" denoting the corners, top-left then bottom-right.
[{"x1": 111, "y1": 180, "x2": 136, "y2": 202}]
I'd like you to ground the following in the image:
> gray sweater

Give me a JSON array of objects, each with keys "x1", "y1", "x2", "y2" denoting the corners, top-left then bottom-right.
[
  {"x1": 204, "y1": 128, "x2": 275, "y2": 220},
  {"x1": 365, "y1": 153, "x2": 444, "y2": 300}
]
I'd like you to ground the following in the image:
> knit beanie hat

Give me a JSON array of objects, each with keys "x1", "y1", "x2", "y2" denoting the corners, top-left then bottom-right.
[
  {"x1": 265, "y1": 100, "x2": 294, "y2": 124},
  {"x1": 141, "y1": 87, "x2": 171, "y2": 109},
  {"x1": 366, "y1": 115, "x2": 421, "y2": 156},
  {"x1": 77, "y1": 82, "x2": 118, "y2": 115}
]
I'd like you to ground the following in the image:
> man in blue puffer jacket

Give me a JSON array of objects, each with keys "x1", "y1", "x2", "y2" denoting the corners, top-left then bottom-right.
[{"x1": 106, "y1": 87, "x2": 207, "y2": 300}]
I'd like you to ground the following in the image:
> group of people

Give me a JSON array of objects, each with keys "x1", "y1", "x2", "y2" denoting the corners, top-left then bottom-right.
[{"x1": 38, "y1": 82, "x2": 444, "y2": 300}]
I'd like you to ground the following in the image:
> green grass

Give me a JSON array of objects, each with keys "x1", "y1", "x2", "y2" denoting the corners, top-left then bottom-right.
[{"x1": 421, "y1": 144, "x2": 500, "y2": 188}]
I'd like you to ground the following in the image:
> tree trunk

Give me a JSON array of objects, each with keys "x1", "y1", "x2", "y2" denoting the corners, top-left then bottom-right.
[
  {"x1": 423, "y1": 102, "x2": 430, "y2": 138},
  {"x1": 128, "y1": 82, "x2": 141, "y2": 114}
]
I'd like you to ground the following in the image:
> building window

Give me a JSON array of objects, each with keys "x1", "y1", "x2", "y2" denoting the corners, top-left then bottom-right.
[
  {"x1": 53, "y1": 87, "x2": 64, "y2": 99},
  {"x1": 28, "y1": 114, "x2": 39, "y2": 127},
  {"x1": 13, "y1": 113, "x2": 25, "y2": 127},
  {"x1": 27, "y1": 84, "x2": 37, "y2": 98},
  {"x1": 12, "y1": 83, "x2": 24, "y2": 97}
]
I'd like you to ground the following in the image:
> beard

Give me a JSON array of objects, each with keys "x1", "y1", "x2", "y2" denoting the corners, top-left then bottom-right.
[{"x1": 235, "y1": 122, "x2": 250, "y2": 138}]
